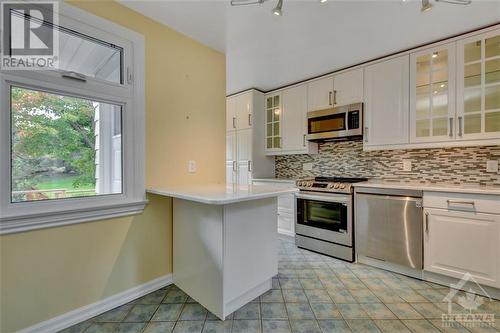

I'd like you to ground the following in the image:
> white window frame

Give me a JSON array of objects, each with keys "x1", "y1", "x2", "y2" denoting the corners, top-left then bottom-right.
[{"x1": 0, "y1": 2, "x2": 146, "y2": 234}]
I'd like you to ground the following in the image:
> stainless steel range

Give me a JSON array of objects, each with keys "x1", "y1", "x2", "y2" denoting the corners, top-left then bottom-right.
[{"x1": 295, "y1": 177, "x2": 367, "y2": 262}]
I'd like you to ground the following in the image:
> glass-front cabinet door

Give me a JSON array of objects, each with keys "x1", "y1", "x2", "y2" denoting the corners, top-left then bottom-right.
[
  {"x1": 265, "y1": 93, "x2": 282, "y2": 152},
  {"x1": 457, "y1": 29, "x2": 500, "y2": 140},
  {"x1": 410, "y1": 43, "x2": 455, "y2": 143}
]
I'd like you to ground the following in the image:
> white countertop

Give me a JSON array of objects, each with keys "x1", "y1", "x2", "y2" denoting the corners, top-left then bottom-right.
[
  {"x1": 353, "y1": 180, "x2": 500, "y2": 195},
  {"x1": 147, "y1": 184, "x2": 298, "y2": 205}
]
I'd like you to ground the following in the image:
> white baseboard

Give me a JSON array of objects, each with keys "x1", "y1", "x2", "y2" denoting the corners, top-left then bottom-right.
[{"x1": 16, "y1": 274, "x2": 173, "y2": 333}]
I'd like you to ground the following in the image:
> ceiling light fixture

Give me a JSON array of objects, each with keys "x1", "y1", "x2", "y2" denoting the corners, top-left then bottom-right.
[
  {"x1": 432, "y1": 52, "x2": 438, "y2": 58},
  {"x1": 436, "y1": 0, "x2": 471, "y2": 4},
  {"x1": 320, "y1": 0, "x2": 328, "y2": 3},
  {"x1": 273, "y1": 0, "x2": 283, "y2": 16},
  {"x1": 421, "y1": 0, "x2": 433, "y2": 12}
]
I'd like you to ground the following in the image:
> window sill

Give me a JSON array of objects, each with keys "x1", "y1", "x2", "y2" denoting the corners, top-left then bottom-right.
[{"x1": 0, "y1": 200, "x2": 148, "y2": 235}]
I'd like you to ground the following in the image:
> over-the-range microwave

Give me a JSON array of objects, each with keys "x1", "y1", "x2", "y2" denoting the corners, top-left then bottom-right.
[{"x1": 306, "y1": 102, "x2": 363, "y2": 141}]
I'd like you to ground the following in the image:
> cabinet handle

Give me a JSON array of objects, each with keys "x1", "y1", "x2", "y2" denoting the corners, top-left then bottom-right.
[
  {"x1": 232, "y1": 117, "x2": 236, "y2": 129},
  {"x1": 447, "y1": 199, "x2": 475, "y2": 207},
  {"x1": 425, "y1": 212, "x2": 429, "y2": 233},
  {"x1": 333, "y1": 90, "x2": 337, "y2": 105},
  {"x1": 458, "y1": 116, "x2": 463, "y2": 137},
  {"x1": 364, "y1": 127, "x2": 368, "y2": 143},
  {"x1": 232, "y1": 161, "x2": 237, "y2": 172},
  {"x1": 248, "y1": 160, "x2": 252, "y2": 172},
  {"x1": 449, "y1": 117, "x2": 454, "y2": 137},
  {"x1": 329, "y1": 91, "x2": 333, "y2": 106},
  {"x1": 303, "y1": 134, "x2": 306, "y2": 147},
  {"x1": 248, "y1": 114, "x2": 252, "y2": 126}
]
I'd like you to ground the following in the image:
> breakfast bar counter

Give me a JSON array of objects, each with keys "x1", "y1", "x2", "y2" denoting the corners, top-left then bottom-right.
[{"x1": 147, "y1": 184, "x2": 297, "y2": 320}]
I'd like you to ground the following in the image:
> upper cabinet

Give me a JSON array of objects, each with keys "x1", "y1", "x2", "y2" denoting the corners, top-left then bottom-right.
[
  {"x1": 265, "y1": 86, "x2": 318, "y2": 156},
  {"x1": 364, "y1": 55, "x2": 410, "y2": 148},
  {"x1": 307, "y1": 69, "x2": 364, "y2": 112},
  {"x1": 334, "y1": 69, "x2": 364, "y2": 106},
  {"x1": 236, "y1": 92, "x2": 253, "y2": 131},
  {"x1": 410, "y1": 43, "x2": 456, "y2": 143},
  {"x1": 457, "y1": 29, "x2": 500, "y2": 140},
  {"x1": 265, "y1": 93, "x2": 282, "y2": 152},
  {"x1": 307, "y1": 76, "x2": 334, "y2": 111},
  {"x1": 226, "y1": 97, "x2": 237, "y2": 131}
]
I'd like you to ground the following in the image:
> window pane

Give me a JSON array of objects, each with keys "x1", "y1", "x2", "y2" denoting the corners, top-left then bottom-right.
[
  {"x1": 485, "y1": 35, "x2": 500, "y2": 59},
  {"x1": 485, "y1": 85, "x2": 500, "y2": 110},
  {"x1": 485, "y1": 112, "x2": 500, "y2": 132},
  {"x1": 464, "y1": 40, "x2": 481, "y2": 63},
  {"x1": 432, "y1": 117, "x2": 448, "y2": 136},
  {"x1": 416, "y1": 85, "x2": 430, "y2": 119},
  {"x1": 8, "y1": 9, "x2": 123, "y2": 84},
  {"x1": 11, "y1": 86, "x2": 122, "y2": 203},
  {"x1": 464, "y1": 88, "x2": 482, "y2": 113},
  {"x1": 486, "y1": 59, "x2": 500, "y2": 85},
  {"x1": 464, "y1": 114, "x2": 481, "y2": 134},
  {"x1": 464, "y1": 63, "x2": 481, "y2": 87},
  {"x1": 416, "y1": 119, "x2": 430, "y2": 137}
]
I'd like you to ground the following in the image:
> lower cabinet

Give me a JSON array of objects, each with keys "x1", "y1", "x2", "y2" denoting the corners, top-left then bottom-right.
[
  {"x1": 423, "y1": 207, "x2": 500, "y2": 288},
  {"x1": 253, "y1": 180, "x2": 296, "y2": 236}
]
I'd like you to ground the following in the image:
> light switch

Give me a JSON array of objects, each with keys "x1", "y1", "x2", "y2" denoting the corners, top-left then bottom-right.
[
  {"x1": 303, "y1": 163, "x2": 313, "y2": 171},
  {"x1": 188, "y1": 160, "x2": 197, "y2": 173},
  {"x1": 402, "y1": 160, "x2": 412, "y2": 172},
  {"x1": 486, "y1": 160, "x2": 499, "y2": 173}
]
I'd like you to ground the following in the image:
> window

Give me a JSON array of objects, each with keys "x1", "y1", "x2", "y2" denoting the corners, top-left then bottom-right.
[
  {"x1": 11, "y1": 86, "x2": 123, "y2": 203},
  {"x1": 0, "y1": 3, "x2": 145, "y2": 234}
]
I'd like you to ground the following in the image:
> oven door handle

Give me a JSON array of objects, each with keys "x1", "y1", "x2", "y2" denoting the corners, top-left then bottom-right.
[{"x1": 295, "y1": 192, "x2": 351, "y2": 204}]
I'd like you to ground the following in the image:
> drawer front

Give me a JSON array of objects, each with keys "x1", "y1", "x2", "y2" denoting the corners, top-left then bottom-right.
[{"x1": 424, "y1": 192, "x2": 500, "y2": 215}]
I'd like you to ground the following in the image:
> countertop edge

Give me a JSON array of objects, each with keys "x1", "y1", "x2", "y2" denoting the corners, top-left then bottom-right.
[
  {"x1": 353, "y1": 182, "x2": 500, "y2": 196},
  {"x1": 146, "y1": 188, "x2": 298, "y2": 205}
]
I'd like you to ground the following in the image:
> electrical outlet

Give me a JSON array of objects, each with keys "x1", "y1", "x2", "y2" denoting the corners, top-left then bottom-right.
[
  {"x1": 188, "y1": 160, "x2": 197, "y2": 173},
  {"x1": 303, "y1": 163, "x2": 313, "y2": 171},
  {"x1": 402, "y1": 160, "x2": 412, "y2": 172},
  {"x1": 486, "y1": 160, "x2": 499, "y2": 173}
]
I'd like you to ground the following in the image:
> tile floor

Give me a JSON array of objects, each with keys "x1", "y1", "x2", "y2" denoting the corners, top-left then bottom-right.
[{"x1": 61, "y1": 236, "x2": 500, "y2": 333}]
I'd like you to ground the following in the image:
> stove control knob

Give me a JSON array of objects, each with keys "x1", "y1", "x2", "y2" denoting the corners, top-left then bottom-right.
[
  {"x1": 327, "y1": 184, "x2": 334, "y2": 189},
  {"x1": 297, "y1": 181, "x2": 303, "y2": 186},
  {"x1": 307, "y1": 181, "x2": 313, "y2": 187},
  {"x1": 334, "y1": 183, "x2": 339, "y2": 189},
  {"x1": 339, "y1": 184, "x2": 346, "y2": 189}
]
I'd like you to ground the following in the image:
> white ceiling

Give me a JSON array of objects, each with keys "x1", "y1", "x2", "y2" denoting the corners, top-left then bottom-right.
[{"x1": 119, "y1": 0, "x2": 500, "y2": 94}]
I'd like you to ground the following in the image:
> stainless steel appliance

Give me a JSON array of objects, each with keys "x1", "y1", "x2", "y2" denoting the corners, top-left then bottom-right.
[
  {"x1": 306, "y1": 102, "x2": 363, "y2": 141},
  {"x1": 355, "y1": 187, "x2": 423, "y2": 269},
  {"x1": 295, "y1": 177, "x2": 367, "y2": 262}
]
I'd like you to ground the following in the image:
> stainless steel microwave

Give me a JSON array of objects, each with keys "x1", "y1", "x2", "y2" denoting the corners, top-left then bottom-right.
[{"x1": 306, "y1": 102, "x2": 363, "y2": 141}]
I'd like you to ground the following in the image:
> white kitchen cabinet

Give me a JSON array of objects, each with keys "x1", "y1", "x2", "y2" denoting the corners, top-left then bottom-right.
[
  {"x1": 307, "y1": 76, "x2": 334, "y2": 111},
  {"x1": 264, "y1": 93, "x2": 283, "y2": 153},
  {"x1": 410, "y1": 43, "x2": 456, "y2": 143},
  {"x1": 424, "y1": 208, "x2": 500, "y2": 288},
  {"x1": 226, "y1": 97, "x2": 237, "y2": 132},
  {"x1": 236, "y1": 92, "x2": 253, "y2": 131},
  {"x1": 226, "y1": 90, "x2": 274, "y2": 185},
  {"x1": 226, "y1": 131, "x2": 237, "y2": 185},
  {"x1": 457, "y1": 28, "x2": 500, "y2": 141},
  {"x1": 253, "y1": 179, "x2": 296, "y2": 236},
  {"x1": 364, "y1": 55, "x2": 410, "y2": 148},
  {"x1": 334, "y1": 68, "x2": 364, "y2": 106},
  {"x1": 281, "y1": 85, "x2": 318, "y2": 155},
  {"x1": 237, "y1": 129, "x2": 252, "y2": 185}
]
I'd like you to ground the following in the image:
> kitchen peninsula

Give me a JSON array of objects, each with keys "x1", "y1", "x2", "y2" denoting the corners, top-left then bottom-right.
[{"x1": 147, "y1": 184, "x2": 298, "y2": 320}]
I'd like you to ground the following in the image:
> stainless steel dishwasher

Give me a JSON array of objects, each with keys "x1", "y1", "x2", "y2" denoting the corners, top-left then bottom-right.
[{"x1": 355, "y1": 187, "x2": 423, "y2": 269}]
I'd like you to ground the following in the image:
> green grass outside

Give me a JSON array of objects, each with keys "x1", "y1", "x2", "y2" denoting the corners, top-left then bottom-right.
[{"x1": 36, "y1": 174, "x2": 95, "y2": 191}]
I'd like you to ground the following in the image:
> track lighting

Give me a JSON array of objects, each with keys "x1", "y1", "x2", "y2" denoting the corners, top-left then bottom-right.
[
  {"x1": 421, "y1": 0, "x2": 433, "y2": 12},
  {"x1": 273, "y1": 0, "x2": 283, "y2": 16}
]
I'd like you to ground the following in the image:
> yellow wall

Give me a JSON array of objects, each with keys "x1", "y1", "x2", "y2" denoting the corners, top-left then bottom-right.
[{"x1": 0, "y1": 1, "x2": 226, "y2": 332}]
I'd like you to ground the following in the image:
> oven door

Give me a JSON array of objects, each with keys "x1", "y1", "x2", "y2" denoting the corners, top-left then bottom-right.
[{"x1": 295, "y1": 192, "x2": 352, "y2": 246}]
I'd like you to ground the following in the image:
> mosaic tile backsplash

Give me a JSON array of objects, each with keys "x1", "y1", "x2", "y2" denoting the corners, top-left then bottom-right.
[{"x1": 275, "y1": 141, "x2": 500, "y2": 186}]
